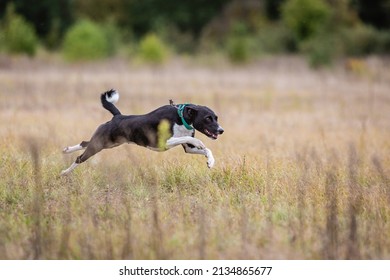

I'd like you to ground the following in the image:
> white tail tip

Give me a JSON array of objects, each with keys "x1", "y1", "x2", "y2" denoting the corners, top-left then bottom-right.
[{"x1": 105, "y1": 89, "x2": 119, "y2": 104}]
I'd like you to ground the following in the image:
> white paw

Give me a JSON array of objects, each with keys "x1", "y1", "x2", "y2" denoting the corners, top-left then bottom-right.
[
  {"x1": 205, "y1": 148, "x2": 215, "y2": 168},
  {"x1": 207, "y1": 156, "x2": 215, "y2": 168}
]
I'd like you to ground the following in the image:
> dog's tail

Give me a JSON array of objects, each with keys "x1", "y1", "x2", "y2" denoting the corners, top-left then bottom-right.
[{"x1": 101, "y1": 89, "x2": 121, "y2": 116}]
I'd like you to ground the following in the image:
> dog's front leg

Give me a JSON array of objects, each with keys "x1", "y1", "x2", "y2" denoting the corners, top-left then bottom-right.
[
  {"x1": 166, "y1": 136, "x2": 215, "y2": 168},
  {"x1": 182, "y1": 144, "x2": 215, "y2": 168},
  {"x1": 166, "y1": 136, "x2": 205, "y2": 150}
]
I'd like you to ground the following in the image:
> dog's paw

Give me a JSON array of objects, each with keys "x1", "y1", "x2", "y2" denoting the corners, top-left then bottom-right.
[
  {"x1": 205, "y1": 148, "x2": 215, "y2": 168},
  {"x1": 207, "y1": 156, "x2": 215, "y2": 168},
  {"x1": 63, "y1": 147, "x2": 70, "y2": 154}
]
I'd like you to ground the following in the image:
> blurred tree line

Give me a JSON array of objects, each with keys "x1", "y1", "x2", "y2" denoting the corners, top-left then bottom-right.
[{"x1": 0, "y1": 0, "x2": 389, "y2": 65}]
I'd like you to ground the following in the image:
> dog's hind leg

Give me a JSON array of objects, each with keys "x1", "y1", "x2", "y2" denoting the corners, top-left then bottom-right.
[
  {"x1": 60, "y1": 162, "x2": 79, "y2": 176},
  {"x1": 63, "y1": 141, "x2": 89, "y2": 154},
  {"x1": 61, "y1": 142, "x2": 103, "y2": 176}
]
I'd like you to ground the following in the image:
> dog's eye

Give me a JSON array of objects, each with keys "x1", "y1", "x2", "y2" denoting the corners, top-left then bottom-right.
[
  {"x1": 205, "y1": 116, "x2": 212, "y2": 122},
  {"x1": 215, "y1": 116, "x2": 218, "y2": 121}
]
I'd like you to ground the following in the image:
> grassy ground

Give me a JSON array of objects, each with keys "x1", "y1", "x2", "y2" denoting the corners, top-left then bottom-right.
[{"x1": 0, "y1": 55, "x2": 389, "y2": 259}]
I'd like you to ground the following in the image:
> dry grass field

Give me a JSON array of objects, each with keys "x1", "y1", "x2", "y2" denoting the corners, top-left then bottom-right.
[{"x1": 0, "y1": 55, "x2": 389, "y2": 259}]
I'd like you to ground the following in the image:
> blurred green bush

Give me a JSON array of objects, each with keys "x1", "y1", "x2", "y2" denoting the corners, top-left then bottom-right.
[
  {"x1": 62, "y1": 20, "x2": 109, "y2": 61},
  {"x1": 137, "y1": 33, "x2": 169, "y2": 64},
  {"x1": 300, "y1": 32, "x2": 340, "y2": 67},
  {"x1": 226, "y1": 23, "x2": 252, "y2": 64},
  {"x1": 280, "y1": 0, "x2": 390, "y2": 67},
  {"x1": 226, "y1": 36, "x2": 251, "y2": 63},
  {"x1": 282, "y1": 0, "x2": 331, "y2": 41},
  {"x1": 301, "y1": 24, "x2": 390, "y2": 67},
  {"x1": 255, "y1": 23, "x2": 297, "y2": 54},
  {"x1": 101, "y1": 21, "x2": 122, "y2": 57},
  {"x1": 340, "y1": 24, "x2": 390, "y2": 56},
  {"x1": 1, "y1": 4, "x2": 38, "y2": 56}
]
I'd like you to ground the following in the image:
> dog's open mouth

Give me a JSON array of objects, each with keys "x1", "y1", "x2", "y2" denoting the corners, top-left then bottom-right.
[{"x1": 204, "y1": 129, "x2": 219, "y2": 139}]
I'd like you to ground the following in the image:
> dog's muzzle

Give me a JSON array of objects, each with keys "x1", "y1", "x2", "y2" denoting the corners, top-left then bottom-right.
[{"x1": 205, "y1": 126, "x2": 224, "y2": 140}]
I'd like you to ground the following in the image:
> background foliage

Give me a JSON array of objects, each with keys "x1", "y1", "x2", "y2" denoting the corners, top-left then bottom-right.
[
  {"x1": 0, "y1": 0, "x2": 390, "y2": 65},
  {"x1": 62, "y1": 20, "x2": 109, "y2": 61},
  {"x1": 0, "y1": 4, "x2": 38, "y2": 56}
]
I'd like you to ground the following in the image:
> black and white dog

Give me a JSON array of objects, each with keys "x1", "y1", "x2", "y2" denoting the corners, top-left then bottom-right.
[{"x1": 61, "y1": 89, "x2": 224, "y2": 175}]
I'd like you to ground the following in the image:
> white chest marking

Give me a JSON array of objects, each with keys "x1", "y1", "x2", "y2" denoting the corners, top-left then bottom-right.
[{"x1": 172, "y1": 124, "x2": 194, "y2": 138}]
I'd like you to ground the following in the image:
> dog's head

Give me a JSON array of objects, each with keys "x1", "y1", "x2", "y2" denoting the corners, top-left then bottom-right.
[{"x1": 184, "y1": 105, "x2": 224, "y2": 139}]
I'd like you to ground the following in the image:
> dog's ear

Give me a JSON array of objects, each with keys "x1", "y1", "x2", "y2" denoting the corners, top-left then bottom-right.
[{"x1": 184, "y1": 105, "x2": 198, "y2": 121}]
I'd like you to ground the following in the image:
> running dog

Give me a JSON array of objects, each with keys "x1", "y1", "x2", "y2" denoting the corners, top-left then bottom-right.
[{"x1": 61, "y1": 89, "x2": 224, "y2": 175}]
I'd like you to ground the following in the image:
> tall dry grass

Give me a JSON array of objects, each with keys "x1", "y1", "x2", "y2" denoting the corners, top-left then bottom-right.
[{"x1": 0, "y1": 56, "x2": 389, "y2": 259}]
